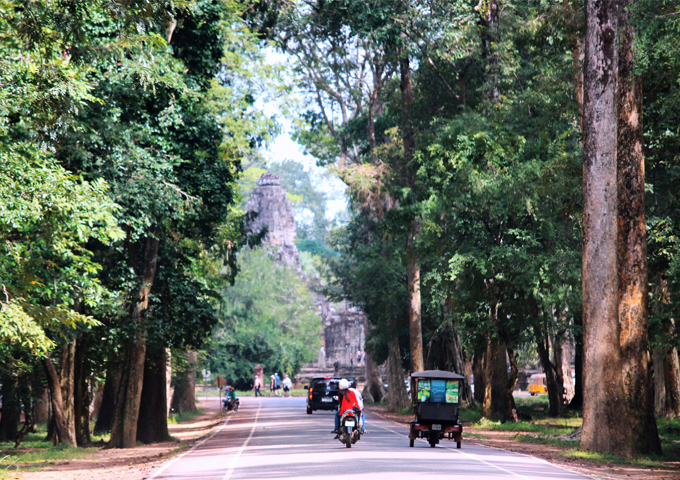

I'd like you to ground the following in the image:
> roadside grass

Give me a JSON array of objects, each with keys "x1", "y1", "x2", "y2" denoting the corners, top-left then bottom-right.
[
  {"x1": 560, "y1": 445, "x2": 680, "y2": 468},
  {"x1": 168, "y1": 408, "x2": 205, "y2": 424},
  {"x1": 0, "y1": 427, "x2": 98, "y2": 469}
]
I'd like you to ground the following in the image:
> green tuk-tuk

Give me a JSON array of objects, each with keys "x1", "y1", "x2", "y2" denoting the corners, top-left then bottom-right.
[{"x1": 408, "y1": 370, "x2": 464, "y2": 448}]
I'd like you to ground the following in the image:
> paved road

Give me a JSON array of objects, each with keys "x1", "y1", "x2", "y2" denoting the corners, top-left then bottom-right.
[{"x1": 150, "y1": 397, "x2": 594, "y2": 480}]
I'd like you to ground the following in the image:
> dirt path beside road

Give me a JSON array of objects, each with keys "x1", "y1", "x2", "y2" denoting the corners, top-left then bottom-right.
[{"x1": 13, "y1": 398, "x2": 226, "y2": 480}]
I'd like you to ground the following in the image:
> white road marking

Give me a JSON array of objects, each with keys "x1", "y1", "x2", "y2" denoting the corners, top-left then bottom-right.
[
  {"x1": 148, "y1": 414, "x2": 233, "y2": 479},
  {"x1": 221, "y1": 402, "x2": 262, "y2": 480},
  {"x1": 367, "y1": 414, "x2": 589, "y2": 480}
]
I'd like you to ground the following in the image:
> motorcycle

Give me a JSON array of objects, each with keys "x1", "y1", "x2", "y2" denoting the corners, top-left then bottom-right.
[
  {"x1": 337, "y1": 408, "x2": 361, "y2": 448},
  {"x1": 222, "y1": 396, "x2": 239, "y2": 413}
]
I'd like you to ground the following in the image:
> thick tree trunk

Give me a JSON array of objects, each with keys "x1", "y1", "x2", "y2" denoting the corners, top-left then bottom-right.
[
  {"x1": 42, "y1": 357, "x2": 76, "y2": 446},
  {"x1": 569, "y1": 313, "x2": 584, "y2": 410},
  {"x1": 581, "y1": 0, "x2": 633, "y2": 456},
  {"x1": 363, "y1": 354, "x2": 385, "y2": 403},
  {"x1": 535, "y1": 326, "x2": 562, "y2": 417},
  {"x1": 472, "y1": 351, "x2": 485, "y2": 405},
  {"x1": 171, "y1": 351, "x2": 198, "y2": 414},
  {"x1": 74, "y1": 337, "x2": 91, "y2": 446},
  {"x1": 0, "y1": 372, "x2": 19, "y2": 442},
  {"x1": 109, "y1": 333, "x2": 147, "y2": 448},
  {"x1": 60, "y1": 341, "x2": 77, "y2": 444},
  {"x1": 109, "y1": 234, "x2": 159, "y2": 448},
  {"x1": 554, "y1": 332, "x2": 575, "y2": 404},
  {"x1": 482, "y1": 333, "x2": 514, "y2": 421},
  {"x1": 616, "y1": 0, "x2": 661, "y2": 454},
  {"x1": 94, "y1": 368, "x2": 120, "y2": 434},
  {"x1": 137, "y1": 346, "x2": 171, "y2": 444},
  {"x1": 386, "y1": 336, "x2": 409, "y2": 412}
]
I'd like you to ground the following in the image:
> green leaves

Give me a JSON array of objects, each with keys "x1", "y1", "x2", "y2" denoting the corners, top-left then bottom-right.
[{"x1": 207, "y1": 249, "x2": 322, "y2": 387}]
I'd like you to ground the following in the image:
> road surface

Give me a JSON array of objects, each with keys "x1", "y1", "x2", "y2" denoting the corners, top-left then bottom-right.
[{"x1": 150, "y1": 397, "x2": 594, "y2": 480}]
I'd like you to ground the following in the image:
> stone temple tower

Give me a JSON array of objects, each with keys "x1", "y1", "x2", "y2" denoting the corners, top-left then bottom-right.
[
  {"x1": 246, "y1": 173, "x2": 299, "y2": 266},
  {"x1": 246, "y1": 172, "x2": 366, "y2": 376}
]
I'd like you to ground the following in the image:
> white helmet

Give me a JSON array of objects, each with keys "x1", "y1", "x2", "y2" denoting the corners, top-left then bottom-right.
[{"x1": 339, "y1": 379, "x2": 349, "y2": 390}]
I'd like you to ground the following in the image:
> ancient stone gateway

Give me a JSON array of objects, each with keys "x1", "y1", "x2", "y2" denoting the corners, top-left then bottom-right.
[{"x1": 246, "y1": 173, "x2": 366, "y2": 381}]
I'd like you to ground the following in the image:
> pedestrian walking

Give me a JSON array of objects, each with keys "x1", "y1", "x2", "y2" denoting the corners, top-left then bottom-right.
[
  {"x1": 282, "y1": 374, "x2": 293, "y2": 397},
  {"x1": 357, "y1": 351, "x2": 361, "y2": 366},
  {"x1": 254, "y1": 374, "x2": 262, "y2": 397},
  {"x1": 269, "y1": 374, "x2": 275, "y2": 397},
  {"x1": 274, "y1": 372, "x2": 282, "y2": 397}
]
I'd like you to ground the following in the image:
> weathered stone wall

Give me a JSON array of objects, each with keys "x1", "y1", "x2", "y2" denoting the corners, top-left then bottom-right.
[
  {"x1": 247, "y1": 172, "x2": 365, "y2": 367},
  {"x1": 246, "y1": 172, "x2": 299, "y2": 266}
]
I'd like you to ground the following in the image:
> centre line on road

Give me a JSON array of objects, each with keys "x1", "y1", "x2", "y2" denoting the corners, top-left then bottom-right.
[{"x1": 222, "y1": 402, "x2": 262, "y2": 480}]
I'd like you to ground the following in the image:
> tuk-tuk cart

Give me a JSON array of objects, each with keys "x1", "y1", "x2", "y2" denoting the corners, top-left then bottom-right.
[{"x1": 409, "y1": 370, "x2": 464, "y2": 448}]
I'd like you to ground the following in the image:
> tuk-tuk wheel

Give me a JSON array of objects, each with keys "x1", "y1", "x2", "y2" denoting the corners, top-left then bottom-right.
[
  {"x1": 429, "y1": 440, "x2": 436, "y2": 448},
  {"x1": 456, "y1": 441, "x2": 461, "y2": 449},
  {"x1": 409, "y1": 438, "x2": 414, "y2": 448}
]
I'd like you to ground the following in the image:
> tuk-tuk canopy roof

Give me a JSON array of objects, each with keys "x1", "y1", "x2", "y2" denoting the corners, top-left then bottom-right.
[{"x1": 411, "y1": 370, "x2": 465, "y2": 380}]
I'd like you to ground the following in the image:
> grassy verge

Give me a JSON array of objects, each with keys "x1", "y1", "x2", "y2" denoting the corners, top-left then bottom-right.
[
  {"x1": 168, "y1": 408, "x2": 205, "y2": 424},
  {"x1": 0, "y1": 428, "x2": 98, "y2": 470},
  {"x1": 468, "y1": 395, "x2": 680, "y2": 469}
]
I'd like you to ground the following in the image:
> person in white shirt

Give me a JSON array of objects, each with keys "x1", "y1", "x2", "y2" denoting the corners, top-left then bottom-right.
[{"x1": 282, "y1": 374, "x2": 293, "y2": 397}]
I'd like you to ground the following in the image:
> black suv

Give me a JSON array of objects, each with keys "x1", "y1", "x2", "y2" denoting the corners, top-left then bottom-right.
[{"x1": 305, "y1": 377, "x2": 355, "y2": 414}]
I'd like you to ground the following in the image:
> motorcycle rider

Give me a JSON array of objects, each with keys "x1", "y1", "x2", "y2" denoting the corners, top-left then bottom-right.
[
  {"x1": 332, "y1": 378, "x2": 363, "y2": 437},
  {"x1": 349, "y1": 379, "x2": 367, "y2": 433}
]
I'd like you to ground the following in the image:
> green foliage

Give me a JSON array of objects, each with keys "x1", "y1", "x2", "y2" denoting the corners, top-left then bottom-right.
[{"x1": 207, "y1": 249, "x2": 322, "y2": 389}]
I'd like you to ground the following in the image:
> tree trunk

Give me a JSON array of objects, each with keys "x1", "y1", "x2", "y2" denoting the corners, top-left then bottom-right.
[
  {"x1": 472, "y1": 351, "x2": 485, "y2": 405},
  {"x1": 482, "y1": 333, "x2": 514, "y2": 421},
  {"x1": 441, "y1": 318, "x2": 473, "y2": 405},
  {"x1": 60, "y1": 341, "x2": 77, "y2": 444},
  {"x1": 137, "y1": 346, "x2": 171, "y2": 444},
  {"x1": 616, "y1": 0, "x2": 661, "y2": 454},
  {"x1": 94, "y1": 368, "x2": 120, "y2": 435},
  {"x1": 581, "y1": 0, "x2": 632, "y2": 456},
  {"x1": 42, "y1": 356, "x2": 76, "y2": 446},
  {"x1": 74, "y1": 337, "x2": 91, "y2": 446},
  {"x1": 399, "y1": 52, "x2": 424, "y2": 375},
  {"x1": 109, "y1": 333, "x2": 147, "y2": 448},
  {"x1": 14, "y1": 391, "x2": 33, "y2": 448},
  {"x1": 171, "y1": 351, "x2": 197, "y2": 414},
  {"x1": 664, "y1": 347, "x2": 680, "y2": 418},
  {"x1": 554, "y1": 331, "x2": 575, "y2": 404},
  {"x1": 0, "y1": 372, "x2": 19, "y2": 442},
  {"x1": 109, "y1": 234, "x2": 159, "y2": 448},
  {"x1": 386, "y1": 336, "x2": 409, "y2": 412},
  {"x1": 34, "y1": 388, "x2": 49, "y2": 424},
  {"x1": 363, "y1": 354, "x2": 385, "y2": 403},
  {"x1": 535, "y1": 326, "x2": 562, "y2": 417},
  {"x1": 569, "y1": 312, "x2": 583, "y2": 410}
]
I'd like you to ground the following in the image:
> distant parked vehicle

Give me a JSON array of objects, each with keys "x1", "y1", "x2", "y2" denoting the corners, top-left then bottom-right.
[
  {"x1": 305, "y1": 376, "x2": 355, "y2": 414},
  {"x1": 528, "y1": 373, "x2": 547, "y2": 395}
]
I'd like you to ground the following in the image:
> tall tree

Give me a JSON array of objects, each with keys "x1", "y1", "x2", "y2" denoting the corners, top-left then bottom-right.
[
  {"x1": 580, "y1": 0, "x2": 631, "y2": 456},
  {"x1": 616, "y1": 0, "x2": 661, "y2": 454}
]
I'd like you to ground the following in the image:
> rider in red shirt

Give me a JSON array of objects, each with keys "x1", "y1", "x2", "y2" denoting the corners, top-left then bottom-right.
[{"x1": 333, "y1": 379, "x2": 363, "y2": 435}]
